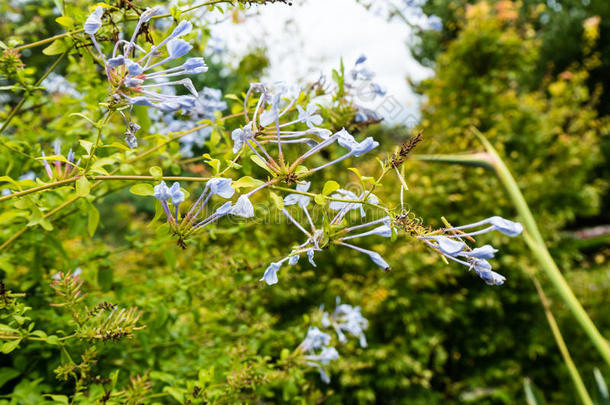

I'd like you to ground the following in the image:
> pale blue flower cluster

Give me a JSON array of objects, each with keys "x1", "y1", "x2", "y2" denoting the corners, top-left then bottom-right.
[
  {"x1": 153, "y1": 177, "x2": 258, "y2": 234},
  {"x1": 322, "y1": 297, "x2": 369, "y2": 348},
  {"x1": 41, "y1": 73, "x2": 83, "y2": 98},
  {"x1": 299, "y1": 325, "x2": 339, "y2": 384},
  {"x1": 153, "y1": 181, "x2": 185, "y2": 224},
  {"x1": 231, "y1": 83, "x2": 379, "y2": 175},
  {"x1": 346, "y1": 55, "x2": 387, "y2": 123},
  {"x1": 419, "y1": 216, "x2": 524, "y2": 285},
  {"x1": 84, "y1": 6, "x2": 207, "y2": 112},
  {"x1": 297, "y1": 297, "x2": 369, "y2": 383},
  {"x1": 150, "y1": 87, "x2": 227, "y2": 157},
  {"x1": 260, "y1": 186, "x2": 392, "y2": 286}
]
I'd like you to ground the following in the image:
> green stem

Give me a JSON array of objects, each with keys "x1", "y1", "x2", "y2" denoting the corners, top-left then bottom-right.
[
  {"x1": 0, "y1": 175, "x2": 212, "y2": 203},
  {"x1": 14, "y1": 0, "x2": 233, "y2": 51},
  {"x1": 531, "y1": 274, "x2": 593, "y2": 405},
  {"x1": 83, "y1": 111, "x2": 113, "y2": 173}
]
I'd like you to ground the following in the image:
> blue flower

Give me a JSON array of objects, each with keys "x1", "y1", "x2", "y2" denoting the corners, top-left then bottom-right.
[
  {"x1": 460, "y1": 245, "x2": 498, "y2": 260},
  {"x1": 169, "y1": 182, "x2": 184, "y2": 205},
  {"x1": 283, "y1": 181, "x2": 311, "y2": 208},
  {"x1": 300, "y1": 327, "x2": 332, "y2": 352},
  {"x1": 297, "y1": 104, "x2": 323, "y2": 128},
  {"x1": 328, "y1": 189, "x2": 378, "y2": 218},
  {"x1": 443, "y1": 216, "x2": 523, "y2": 238},
  {"x1": 306, "y1": 346, "x2": 339, "y2": 365},
  {"x1": 138, "y1": 7, "x2": 161, "y2": 23},
  {"x1": 288, "y1": 253, "x2": 299, "y2": 265},
  {"x1": 231, "y1": 124, "x2": 254, "y2": 154},
  {"x1": 427, "y1": 235, "x2": 465, "y2": 256},
  {"x1": 471, "y1": 259, "x2": 506, "y2": 286},
  {"x1": 108, "y1": 56, "x2": 125, "y2": 67},
  {"x1": 323, "y1": 298, "x2": 369, "y2": 347},
  {"x1": 167, "y1": 38, "x2": 192, "y2": 59},
  {"x1": 153, "y1": 181, "x2": 171, "y2": 201},
  {"x1": 487, "y1": 216, "x2": 524, "y2": 237},
  {"x1": 168, "y1": 20, "x2": 192, "y2": 39},
  {"x1": 125, "y1": 59, "x2": 143, "y2": 76},
  {"x1": 215, "y1": 201, "x2": 233, "y2": 216},
  {"x1": 368, "y1": 251, "x2": 390, "y2": 270},
  {"x1": 260, "y1": 262, "x2": 281, "y2": 285},
  {"x1": 182, "y1": 57, "x2": 208, "y2": 74},
  {"x1": 339, "y1": 242, "x2": 390, "y2": 271},
  {"x1": 307, "y1": 248, "x2": 317, "y2": 267},
  {"x1": 341, "y1": 224, "x2": 392, "y2": 241},
  {"x1": 84, "y1": 6, "x2": 104, "y2": 35},
  {"x1": 207, "y1": 178, "x2": 235, "y2": 199},
  {"x1": 230, "y1": 195, "x2": 254, "y2": 218}
]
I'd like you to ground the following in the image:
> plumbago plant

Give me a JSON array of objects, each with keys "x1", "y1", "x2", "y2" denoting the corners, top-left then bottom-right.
[{"x1": 0, "y1": 1, "x2": 526, "y2": 403}]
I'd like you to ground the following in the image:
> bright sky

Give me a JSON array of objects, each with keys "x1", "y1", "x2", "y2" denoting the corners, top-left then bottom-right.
[{"x1": 212, "y1": 0, "x2": 433, "y2": 125}]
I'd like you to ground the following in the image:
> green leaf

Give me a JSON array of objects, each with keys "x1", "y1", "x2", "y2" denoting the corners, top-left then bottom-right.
[
  {"x1": 348, "y1": 167, "x2": 362, "y2": 179},
  {"x1": 232, "y1": 176, "x2": 264, "y2": 190},
  {"x1": 0, "y1": 211, "x2": 27, "y2": 225},
  {"x1": 322, "y1": 180, "x2": 340, "y2": 196},
  {"x1": 79, "y1": 140, "x2": 93, "y2": 155},
  {"x1": 42, "y1": 39, "x2": 68, "y2": 56},
  {"x1": 46, "y1": 395, "x2": 69, "y2": 404},
  {"x1": 250, "y1": 155, "x2": 276, "y2": 175},
  {"x1": 202, "y1": 154, "x2": 221, "y2": 174},
  {"x1": 0, "y1": 176, "x2": 20, "y2": 188},
  {"x1": 37, "y1": 155, "x2": 72, "y2": 164},
  {"x1": 224, "y1": 94, "x2": 241, "y2": 101},
  {"x1": 0, "y1": 368, "x2": 19, "y2": 389},
  {"x1": 361, "y1": 176, "x2": 376, "y2": 185},
  {"x1": 55, "y1": 16, "x2": 73, "y2": 27},
  {"x1": 69, "y1": 113, "x2": 96, "y2": 127},
  {"x1": 208, "y1": 129, "x2": 221, "y2": 148},
  {"x1": 0, "y1": 324, "x2": 18, "y2": 334},
  {"x1": 149, "y1": 166, "x2": 163, "y2": 179},
  {"x1": 269, "y1": 191, "x2": 284, "y2": 210},
  {"x1": 75, "y1": 176, "x2": 90, "y2": 197},
  {"x1": 30, "y1": 330, "x2": 47, "y2": 338},
  {"x1": 294, "y1": 165, "x2": 308, "y2": 175},
  {"x1": 27, "y1": 205, "x2": 53, "y2": 231},
  {"x1": 88, "y1": 203, "x2": 100, "y2": 237},
  {"x1": 45, "y1": 335, "x2": 60, "y2": 345},
  {"x1": 101, "y1": 142, "x2": 131, "y2": 151},
  {"x1": 40, "y1": 219, "x2": 53, "y2": 231},
  {"x1": 1, "y1": 339, "x2": 21, "y2": 354},
  {"x1": 163, "y1": 387, "x2": 184, "y2": 403},
  {"x1": 129, "y1": 183, "x2": 154, "y2": 196},
  {"x1": 90, "y1": 157, "x2": 115, "y2": 171}
]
